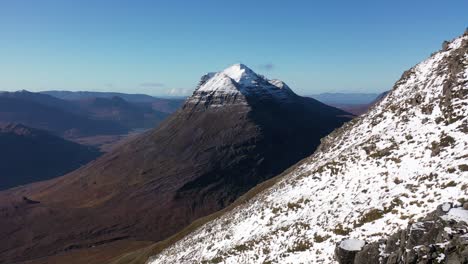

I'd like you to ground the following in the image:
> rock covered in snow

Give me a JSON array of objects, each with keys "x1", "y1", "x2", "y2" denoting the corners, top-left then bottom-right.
[
  {"x1": 335, "y1": 239, "x2": 366, "y2": 264},
  {"x1": 186, "y1": 64, "x2": 297, "y2": 108},
  {"x1": 343, "y1": 204, "x2": 468, "y2": 264}
]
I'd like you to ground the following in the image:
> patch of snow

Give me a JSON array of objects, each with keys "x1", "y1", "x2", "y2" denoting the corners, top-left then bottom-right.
[
  {"x1": 436, "y1": 253, "x2": 445, "y2": 262},
  {"x1": 444, "y1": 208, "x2": 468, "y2": 222},
  {"x1": 441, "y1": 203, "x2": 451, "y2": 212},
  {"x1": 411, "y1": 222, "x2": 427, "y2": 231},
  {"x1": 339, "y1": 239, "x2": 366, "y2": 251},
  {"x1": 221, "y1": 64, "x2": 259, "y2": 86}
]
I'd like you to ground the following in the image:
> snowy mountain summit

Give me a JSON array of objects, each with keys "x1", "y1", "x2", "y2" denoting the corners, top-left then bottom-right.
[
  {"x1": 187, "y1": 64, "x2": 295, "y2": 107},
  {"x1": 148, "y1": 32, "x2": 468, "y2": 263}
]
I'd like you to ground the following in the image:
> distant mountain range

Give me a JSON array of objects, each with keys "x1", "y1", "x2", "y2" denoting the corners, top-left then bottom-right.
[
  {"x1": 0, "y1": 90, "x2": 184, "y2": 139},
  {"x1": 0, "y1": 92, "x2": 128, "y2": 138},
  {"x1": 0, "y1": 123, "x2": 101, "y2": 190},
  {"x1": 308, "y1": 92, "x2": 381, "y2": 105},
  {"x1": 308, "y1": 92, "x2": 387, "y2": 115},
  {"x1": 41, "y1": 90, "x2": 185, "y2": 113},
  {"x1": 41, "y1": 90, "x2": 162, "y2": 102},
  {"x1": 0, "y1": 64, "x2": 352, "y2": 264}
]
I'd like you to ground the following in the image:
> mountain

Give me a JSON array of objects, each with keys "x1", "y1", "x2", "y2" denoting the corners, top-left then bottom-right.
[
  {"x1": 0, "y1": 90, "x2": 81, "y2": 114},
  {"x1": 371, "y1": 90, "x2": 390, "y2": 105},
  {"x1": 74, "y1": 96, "x2": 169, "y2": 130},
  {"x1": 0, "y1": 95, "x2": 128, "y2": 138},
  {"x1": 0, "y1": 91, "x2": 177, "y2": 140},
  {"x1": 144, "y1": 33, "x2": 468, "y2": 263},
  {"x1": 41, "y1": 90, "x2": 161, "y2": 102},
  {"x1": 0, "y1": 64, "x2": 351, "y2": 263},
  {"x1": 0, "y1": 123, "x2": 101, "y2": 190},
  {"x1": 41, "y1": 90, "x2": 185, "y2": 113},
  {"x1": 323, "y1": 103, "x2": 373, "y2": 116}
]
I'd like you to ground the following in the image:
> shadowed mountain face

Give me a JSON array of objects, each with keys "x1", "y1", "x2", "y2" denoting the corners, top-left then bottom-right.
[
  {"x1": 0, "y1": 64, "x2": 352, "y2": 263},
  {"x1": 0, "y1": 123, "x2": 101, "y2": 190}
]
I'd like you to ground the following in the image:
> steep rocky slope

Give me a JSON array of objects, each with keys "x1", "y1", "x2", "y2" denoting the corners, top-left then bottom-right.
[
  {"x1": 0, "y1": 123, "x2": 101, "y2": 190},
  {"x1": 333, "y1": 203, "x2": 468, "y2": 264},
  {"x1": 0, "y1": 64, "x2": 350, "y2": 263},
  {"x1": 147, "y1": 33, "x2": 468, "y2": 263}
]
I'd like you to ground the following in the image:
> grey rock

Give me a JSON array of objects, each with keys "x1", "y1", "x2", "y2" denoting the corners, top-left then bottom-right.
[
  {"x1": 463, "y1": 202, "x2": 468, "y2": 210},
  {"x1": 443, "y1": 40, "x2": 451, "y2": 51},
  {"x1": 334, "y1": 203, "x2": 468, "y2": 264},
  {"x1": 335, "y1": 240, "x2": 366, "y2": 264},
  {"x1": 354, "y1": 242, "x2": 382, "y2": 264}
]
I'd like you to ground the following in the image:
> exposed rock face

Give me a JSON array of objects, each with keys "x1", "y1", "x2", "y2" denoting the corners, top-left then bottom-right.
[
  {"x1": 336, "y1": 203, "x2": 468, "y2": 264},
  {"x1": 0, "y1": 64, "x2": 351, "y2": 263},
  {"x1": 335, "y1": 239, "x2": 366, "y2": 264}
]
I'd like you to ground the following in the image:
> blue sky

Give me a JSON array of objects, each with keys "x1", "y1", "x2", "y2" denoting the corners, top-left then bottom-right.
[{"x1": 0, "y1": 0, "x2": 466, "y2": 96}]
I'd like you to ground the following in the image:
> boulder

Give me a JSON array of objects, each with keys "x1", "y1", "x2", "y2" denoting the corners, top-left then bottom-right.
[
  {"x1": 354, "y1": 242, "x2": 382, "y2": 264},
  {"x1": 463, "y1": 202, "x2": 468, "y2": 210},
  {"x1": 335, "y1": 239, "x2": 366, "y2": 264}
]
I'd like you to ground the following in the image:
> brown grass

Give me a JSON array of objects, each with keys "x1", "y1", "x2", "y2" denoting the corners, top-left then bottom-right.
[{"x1": 108, "y1": 159, "x2": 304, "y2": 264}]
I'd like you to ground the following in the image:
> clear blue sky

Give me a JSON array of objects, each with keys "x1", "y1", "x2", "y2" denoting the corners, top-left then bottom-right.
[{"x1": 0, "y1": 0, "x2": 466, "y2": 96}]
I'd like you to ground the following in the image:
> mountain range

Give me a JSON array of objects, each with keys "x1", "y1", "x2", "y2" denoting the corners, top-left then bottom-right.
[
  {"x1": 41, "y1": 90, "x2": 184, "y2": 113},
  {"x1": 0, "y1": 64, "x2": 352, "y2": 264},
  {"x1": 0, "y1": 90, "x2": 184, "y2": 190},
  {"x1": 0, "y1": 90, "x2": 182, "y2": 139},
  {"x1": 308, "y1": 92, "x2": 385, "y2": 115},
  {"x1": 308, "y1": 92, "x2": 381, "y2": 105},
  {"x1": 1, "y1": 30, "x2": 466, "y2": 264}
]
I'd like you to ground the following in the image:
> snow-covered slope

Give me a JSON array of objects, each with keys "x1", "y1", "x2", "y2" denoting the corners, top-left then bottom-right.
[
  {"x1": 188, "y1": 64, "x2": 296, "y2": 107},
  {"x1": 148, "y1": 33, "x2": 468, "y2": 264}
]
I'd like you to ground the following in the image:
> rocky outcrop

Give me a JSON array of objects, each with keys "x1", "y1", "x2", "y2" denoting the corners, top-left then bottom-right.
[
  {"x1": 335, "y1": 239, "x2": 366, "y2": 264},
  {"x1": 335, "y1": 203, "x2": 468, "y2": 264}
]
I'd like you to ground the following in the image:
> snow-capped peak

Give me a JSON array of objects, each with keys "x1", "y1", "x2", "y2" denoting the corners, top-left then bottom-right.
[
  {"x1": 187, "y1": 64, "x2": 296, "y2": 107},
  {"x1": 221, "y1": 63, "x2": 259, "y2": 86},
  {"x1": 197, "y1": 63, "x2": 261, "y2": 92}
]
